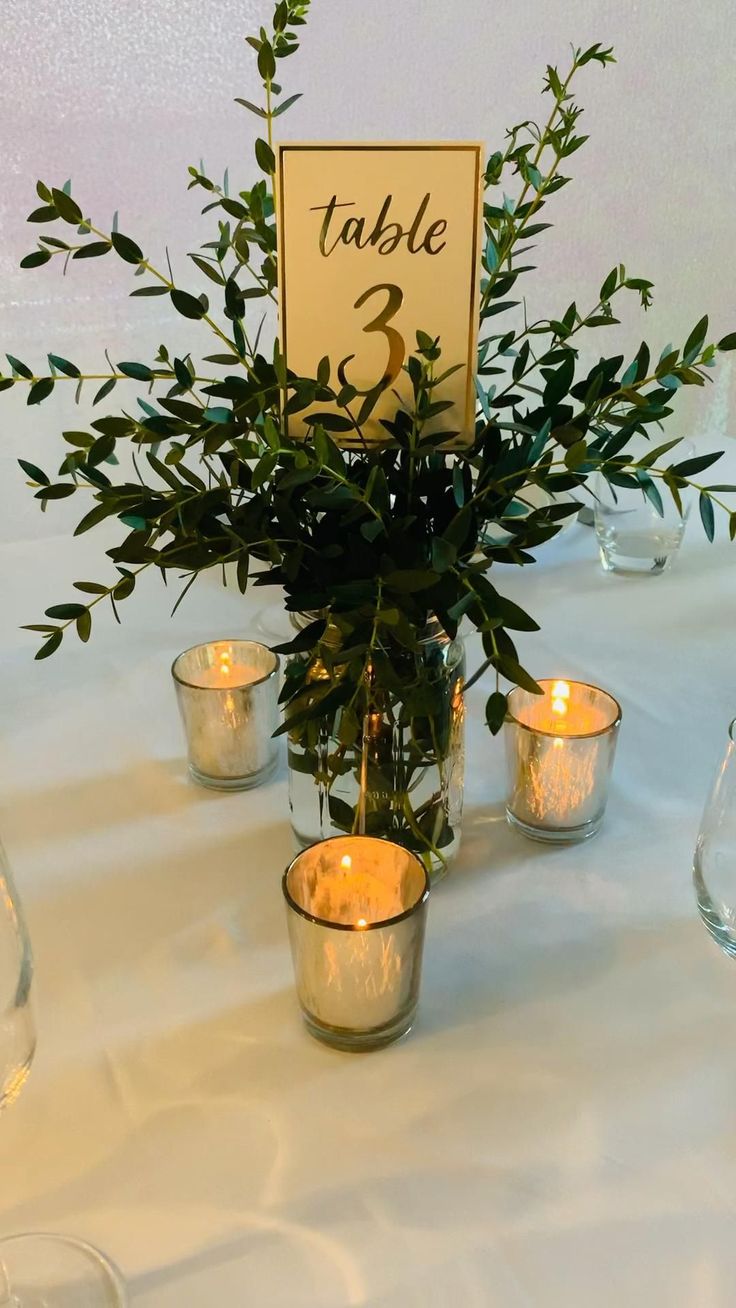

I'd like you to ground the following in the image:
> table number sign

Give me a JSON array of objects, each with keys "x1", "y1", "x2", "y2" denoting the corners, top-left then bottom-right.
[{"x1": 275, "y1": 143, "x2": 483, "y2": 444}]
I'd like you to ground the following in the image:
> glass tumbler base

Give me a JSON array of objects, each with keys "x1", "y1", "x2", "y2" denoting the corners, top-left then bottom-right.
[
  {"x1": 506, "y1": 808, "x2": 604, "y2": 844},
  {"x1": 598, "y1": 544, "x2": 674, "y2": 575},
  {"x1": 301, "y1": 1006, "x2": 416, "y2": 1052},
  {"x1": 0, "y1": 1234, "x2": 127, "y2": 1306}
]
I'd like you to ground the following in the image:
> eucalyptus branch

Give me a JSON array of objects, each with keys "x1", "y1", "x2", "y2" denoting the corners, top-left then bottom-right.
[{"x1": 6, "y1": 4, "x2": 735, "y2": 865}]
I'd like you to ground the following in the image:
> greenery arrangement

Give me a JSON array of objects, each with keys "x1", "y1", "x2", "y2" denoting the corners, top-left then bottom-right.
[{"x1": 4, "y1": 0, "x2": 735, "y2": 868}]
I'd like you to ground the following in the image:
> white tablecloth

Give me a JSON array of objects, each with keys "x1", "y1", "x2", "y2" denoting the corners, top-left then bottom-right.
[{"x1": 1, "y1": 508, "x2": 735, "y2": 1305}]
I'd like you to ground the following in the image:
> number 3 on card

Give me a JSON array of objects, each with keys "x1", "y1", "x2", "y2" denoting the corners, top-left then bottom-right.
[{"x1": 337, "y1": 283, "x2": 405, "y2": 395}]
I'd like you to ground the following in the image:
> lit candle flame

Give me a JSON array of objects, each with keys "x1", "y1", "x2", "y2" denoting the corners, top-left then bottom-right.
[
  {"x1": 551, "y1": 679, "x2": 570, "y2": 717},
  {"x1": 356, "y1": 917, "x2": 367, "y2": 928},
  {"x1": 219, "y1": 649, "x2": 232, "y2": 680},
  {"x1": 340, "y1": 854, "x2": 352, "y2": 871}
]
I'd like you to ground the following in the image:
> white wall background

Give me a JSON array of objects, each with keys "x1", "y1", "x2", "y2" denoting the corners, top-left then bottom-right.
[{"x1": 1, "y1": 0, "x2": 735, "y2": 552}]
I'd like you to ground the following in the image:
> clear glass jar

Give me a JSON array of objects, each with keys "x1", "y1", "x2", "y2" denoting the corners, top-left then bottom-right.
[
  {"x1": 287, "y1": 616, "x2": 465, "y2": 880},
  {"x1": 693, "y1": 719, "x2": 736, "y2": 957}
]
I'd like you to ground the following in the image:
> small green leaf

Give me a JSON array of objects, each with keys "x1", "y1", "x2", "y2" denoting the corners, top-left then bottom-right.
[
  {"x1": 20, "y1": 249, "x2": 51, "y2": 269},
  {"x1": 485, "y1": 691, "x2": 508, "y2": 734},
  {"x1": 129, "y1": 285, "x2": 168, "y2": 299},
  {"x1": 564, "y1": 440, "x2": 588, "y2": 470},
  {"x1": 170, "y1": 288, "x2": 207, "y2": 320},
  {"x1": 118, "y1": 361, "x2": 153, "y2": 381},
  {"x1": 271, "y1": 92, "x2": 303, "y2": 117},
  {"x1": 111, "y1": 231, "x2": 143, "y2": 264},
  {"x1": 234, "y1": 97, "x2": 268, "y2": 119},
  {"x1": 498, "y1": 656, "x2": 542, "y2": 696},
  {"x1": 113, "y1": 572, "x2": 136, "y2": 600},
  {"x1": 93, "y1": 378, "x2": 116, "y2": 405},
  {"x1": 683, "y1": 314, "x2": 708, "y2": 363},
  {"x1": 88, "y1": 433, "x2": 116, "y2": 466},
  {"x1": 35, "y1": 630, "x2": 63, "y2": 660},
  {"x1": 51, "y1": 188, "x2": 83, "y2": 224},
  {"x1": 699, "y1": 491, "x2": 715, "y2": 542},
  {"x1": 48, "y1": 353, "x2": 80, "y2": 378},
  {"x1": 27, "y1": 205, "x2": 58, "y2": 223},
  {"x1": 599, "y1": 268, "x2": 618, "y2": 301},
  {"x1": 327, "y1": 795, "x2": 354, "y2": 832},
  {"x1": 6, "y1": 354, "x2": 33, "y2": 379},
  {"x1": 717, "y1": 333, "x2": 736, "y2": 352},
  {"x1": 236, "y1": 554, "x2": 249, "y2": 594},
  {"x1": 257, "y1": 41, "x2": 276, "y2": 80},
  {"x1": 18, "y1": 459, "x2": 49, "y2": 485},
  {"x1": 35, "y1": 483, "x2": 75, "y2": 500},
  {"x1": 74, "y1": 503, "x2": 112, "y2": 535},
  {"x1": 45, "y1": 602, "x2": 87, "y2": 619},
  {"x1": 255, "y1": 138, "x2": 276, "y2": 173},
  {"x1": 189, "y1": 254, "x2": 226, "y2": 286},
  {"x1": 28, "y1": 378, "x2": 55, "y2": 405},
  {"x1": 303, "y1": 413, "x2": 353, "y2": 433},
  {"x1": 73, "y1": 581, "x2": 108, "y2": 595},
  {"x1": 640, "y1": 477, "x2": 664, "y2": 517},
  {"x1": 497, "y1": 597, "x2": 540, "y2": 632},
  {"x1": 671, "y1": 452, "x2": 723, "y2": 478},
  {"x1": 76, "y1": 610, "x2": 92, "y2": 643},
  {"x1": 72, "y1": 241, "x2": 112, "y2": 259}
]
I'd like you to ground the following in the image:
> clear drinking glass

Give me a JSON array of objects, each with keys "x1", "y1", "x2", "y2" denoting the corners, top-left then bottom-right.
[
  {"x1": 593, "y1": 439, "x2": 694, "y2": 575},
  {"x1": 0, "y1": 843, "x2": 127, "y2": 1305},
  {"x1": 693, "y1": 719, "x2": 736, "y2": 957}
]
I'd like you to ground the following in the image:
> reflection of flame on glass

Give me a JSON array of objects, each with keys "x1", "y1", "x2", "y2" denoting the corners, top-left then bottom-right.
[
  {"x1": 340, "y1": 854, "x2": 352, "y2": 871},
  {"x1": 551, "y1": 679, "x2": 570, "y2": 717}
]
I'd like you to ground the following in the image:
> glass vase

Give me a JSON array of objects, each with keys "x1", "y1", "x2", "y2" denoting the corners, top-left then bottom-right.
[
  {"x1": 287, "y1": 617, "x2": 465, "y2": 881},
  {"x1": 693, "y1": 719, "x2": 736, "y2": 957}
]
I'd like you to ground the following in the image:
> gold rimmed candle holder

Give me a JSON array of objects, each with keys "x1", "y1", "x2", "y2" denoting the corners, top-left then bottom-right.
[
  {"x1": 504, "y1": 679, "x2": 622, "y2": 843},
  {"x1": 283, "y1": 835, "x2": 430, "y2": 1052},
  {"x1": 172, "y1": 639, "x2": 279, "y2": 790}
]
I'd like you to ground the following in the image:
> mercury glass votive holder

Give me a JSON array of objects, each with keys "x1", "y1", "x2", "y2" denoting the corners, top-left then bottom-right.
[
  {"x1": 504, "y1": 679, "x2": 622, "y2": 843},
  {"x1": 172, "y1": 639, "x2": 280, "y2": 790},
  {"x1": 283, "y1": 835, "x2": 430, "y2": 1052}
]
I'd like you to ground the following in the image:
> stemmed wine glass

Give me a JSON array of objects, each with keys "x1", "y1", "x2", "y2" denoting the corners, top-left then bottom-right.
[{"x1": 0, "y1": 841, "x2": 127, "y2": 1305}]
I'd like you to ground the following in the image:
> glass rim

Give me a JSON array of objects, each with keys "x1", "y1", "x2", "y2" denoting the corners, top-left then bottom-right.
[
  {"x1": 506, "y1": 678, "x2": 622, "y2": 739},
  {"x1": 730, "y1": 718, "x2": 736, "y2": 744},
  {"x1": 171, "y1": 639, "x2": 280, "y2": 691},
  {"x1": 282, "y1": 835, "x2": 430, "y2": 933},
  {"x1": 0, "y1": 1232, "x2": 128, "y2": 1299}
]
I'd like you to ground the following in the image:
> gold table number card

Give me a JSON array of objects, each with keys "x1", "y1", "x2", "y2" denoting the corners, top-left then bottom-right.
[{"x1": 276, "y1": 142, "x2": 483, "y2": 444}]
